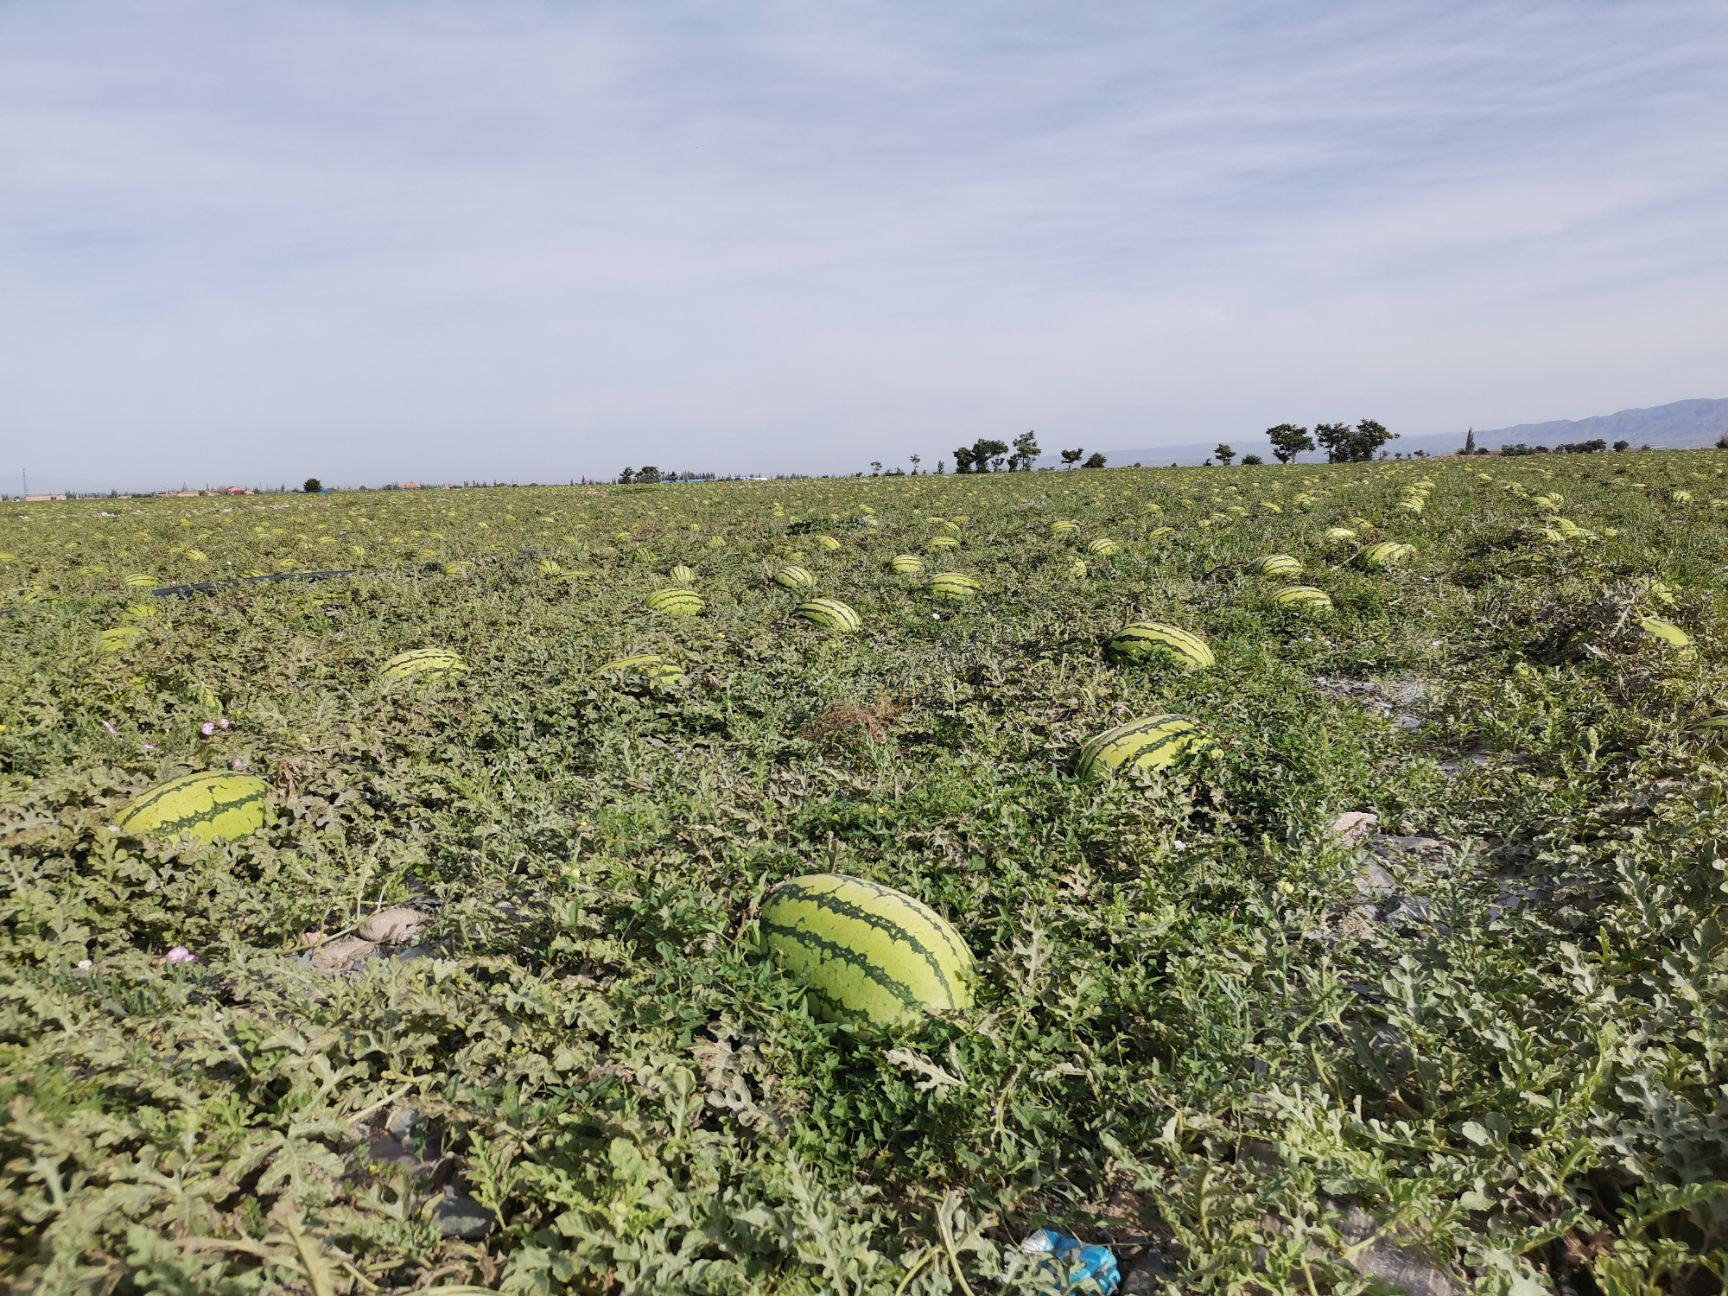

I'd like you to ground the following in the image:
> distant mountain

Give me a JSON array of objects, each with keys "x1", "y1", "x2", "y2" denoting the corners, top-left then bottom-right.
[{"x1": 1107, "y1": 398, "x2": 1728, "y2": 466}]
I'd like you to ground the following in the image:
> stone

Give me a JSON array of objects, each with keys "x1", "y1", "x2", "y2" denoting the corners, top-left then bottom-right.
[
  {"x1": 357, "y1": 906, "x2": 430, "y2": 944},
  {"x1": 1331, "y1": 811, "x2": 1379, "y2": 845},
  {"x1": 434, "y1": 1186, "x2": 496, "y2": 1240},
  {"x1": 309, "y1": 935, "x2": 378, "y2": 974}
]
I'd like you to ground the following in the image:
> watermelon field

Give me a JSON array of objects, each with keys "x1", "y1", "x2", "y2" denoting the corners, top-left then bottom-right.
[{"x1": 3, "y1": 456, "x2": 1727, "y2": 1294}]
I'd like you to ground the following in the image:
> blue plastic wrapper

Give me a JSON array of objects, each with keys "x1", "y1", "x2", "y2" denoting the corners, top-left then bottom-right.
[{"x1": 1019, "y1": 1228, "x2": 1121, "y2": 1294}]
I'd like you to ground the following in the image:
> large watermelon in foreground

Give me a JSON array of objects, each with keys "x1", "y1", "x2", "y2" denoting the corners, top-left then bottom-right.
[
  {"x1": 760, "y1": 873, "x2": 974, "y2": 1028},
  {"x1": 1077, "y1": 714, "x2": 1214, "y2": 777},
  {"x1": 115, "y1": 771, "x2": 271, "y2": 844}
]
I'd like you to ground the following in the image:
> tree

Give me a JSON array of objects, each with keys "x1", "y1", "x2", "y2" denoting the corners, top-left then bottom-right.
[
  {"x1": 952, "y1": 446, "x2": 975, "y2": 474},
  {"x1": 935, "y1": 459, "x2": 945, "y2": 474},
  {"x1": 971, "y1": 438, "x2": 1010, "y2": 472},
  {"x1": 1082, "y1": 451, "x2": 1107, "y2": 469},
  {"x1": 619, "y1": 467, "x2": 636, "y2": 484},
  {"x1": 1315, "y1": 419, "x2": 1396, "y2": 463},
  {"x1": 910, "y1": 455, "x2": 921, "y2": 474},
  {"x1": 636, "y1": 465, "x2": 662, "y2": 483},
  {"x1": 1266, "y1": 424, "x2": 1314, "y2": 464},
  {"x1": 869, "y1": 461, "x2": 882, "y2": 476},
  {"x1": 1061, "y1": 448, "x2": 1083, "y2": 468},
  {"x1": 302, "y1": 477, "x2": 322, "y2": 493},
  {"x1": 1214, "y1": 443, "x2": 1236, "y2": 466},
  {"x1": 1463, "y1": 428, "x2": 1477, "y2": 455},
  {"x1": 1242, "y1": 453, "x2": 1263, "y2": 465},
  {"x1": 1613, "y1": 439, "x2": 1630, "y2": 452},
  {"x1": 1012, "y1": 430, "x2": 1041, "y2": 471}
]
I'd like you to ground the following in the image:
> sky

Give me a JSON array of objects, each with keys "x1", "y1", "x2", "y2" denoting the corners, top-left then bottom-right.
[{"x1": 3, "y1": 1, "x2": 1726, "y2": 490}]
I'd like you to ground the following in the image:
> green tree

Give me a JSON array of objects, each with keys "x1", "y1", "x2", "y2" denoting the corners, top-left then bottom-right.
[
  {"x1": 1012, "y1": 430, "x2": 1041, "y2": 471},
  {"x1": 952, "y1": 446, "x2": 975, "y2": 474},
  {"x1": 1214, "y1": 443, "x2": 1235, "y2": 466},
  {"x1": 1265, "y1": 424, "x2": 1315, "y2": 464},
  {"x1": 1314, "y1": 420, "x2": 1393, "y2": 463},
  {"x1": 302, "y1": 477, "x2": 322, "y2": 493},
  {"x1": 1241, "y1": 453, "x2": 1263, "y2": 465},
  {"x1": 1061, "y1": 448, "x2": 1083, "y2": 468},
  {"x1": 910, "y1": 455, "x2": 921, "y2": 474},
  {"x1": 869, "y1": 461, "x2": 882, "y2": 476},
  {"x1": 1463, "y1": 428, "x2": 1477, "y2": 455},
  {"x1": 618, "y1": 467, "x2": 636, "y2": 484},
  {"x1": 636, "y1": 465, "x2": 662, "y2": 483},
  {"x1": 1613, "y1": 439, "x2": 1630, "y2": 452},
  {"x1": 971, "y1": 438, "x2": 1010, "y2": 472},
  {"x1": 1082, "y1": 451, "x2": 1107, "y2": 469}
]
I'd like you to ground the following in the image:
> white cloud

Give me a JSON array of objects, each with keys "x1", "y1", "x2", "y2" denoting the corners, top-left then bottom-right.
[{"x1": 1, "y1": 0, "x2": 1725, "y2": 486}]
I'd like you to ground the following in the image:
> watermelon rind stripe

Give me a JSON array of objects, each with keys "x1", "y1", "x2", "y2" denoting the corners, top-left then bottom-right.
[
  {"x1": 760, "y1": 919, "x2": 923, "y2": 1015},
  {"x1": 766, "y1": 880, "x2": 961, "y2": 1002}
]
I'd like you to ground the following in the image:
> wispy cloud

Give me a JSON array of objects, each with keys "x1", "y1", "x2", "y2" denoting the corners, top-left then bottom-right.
[{"x1": 2, "y1": 1, "x2": 1725, "y2": 486}]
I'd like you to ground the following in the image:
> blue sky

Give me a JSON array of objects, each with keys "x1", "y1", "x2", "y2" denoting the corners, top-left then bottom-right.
[{"x1": 3, "y1": 1, "x2": 1725, "y2": 488}]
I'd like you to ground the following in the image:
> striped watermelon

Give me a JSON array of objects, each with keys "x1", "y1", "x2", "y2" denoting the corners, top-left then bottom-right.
[
  {"x1": 98, "y1": 626, "x2": 144, "y2": 654},
  {"x1": 1107, "y1": 622, "x2": 1214, "y2": 669},
  {"x1": 1274, "y1": 586, "x2": 1333, "y2": 613},
  {"x1": 774, "y1": 564, "x2": 817, "y2": 591},
  {"x1": 595, "y1": 654, "x2": 684, "y2": 685},
  {"x1": 124, "y1": 600, "x2": 158, "y2": 621},
  {"x1": 1361, "y1": 541, "x2": 1413, "y2": 569},
  {"x1": 1322, "y1": 527, "x2": 1357, "y2": 544},
  {"x1": 382, "y1": 648, "x2": 467, "y2": 680},
  {"x1": 124, "y1": 573, "x2": 157, "y2": 590},
  {"x1": 795, "y1": 598, "x2": 862, "y2": 632},
  {"x1": 1050, "y1": 520, "x2": 1080, "y2": 535},
  {"x1": 646, "y1": 588, "x2": 704, "y2": 617},
  {"x1": 1077, "y1": 714, "x2": 1214, "y2": 778},
  {"x1": 816, "y1": 535, "x2": 842, "y2": 551},
  {"x1": 927, "y1": 535, "x2": 960, "y2": 550},
  {"x1": 1256, "y1": 554, "x2": 1303, "y2": 578},
  {"x1": 760, "y1": 873, "x2": 974, "y2": 1028},
  {"x1": 670, "y1": 564, "x2": 696, "y2": 584},
  {"x1": 536, "y1": 558, "x2": 563, "y2": 575},
  {"x1": 115, "y1": 771, "x2": 271, "y2": 844},
  {"x1": 1086, "y1": 538, "x2": 1122, "y2": 557},
  {"x1": 928, "y1": 572, "x2": 981, "y2": 601},
  {"x1": 1067, "y1": 559, "x2": 1088, "y2": 579},
  {"x1": 889, "y1": 554, "x2": 925, "y2": 574},
  {"x1": 1146, "y1": 525, "x2": 1175, "y2": 539}
]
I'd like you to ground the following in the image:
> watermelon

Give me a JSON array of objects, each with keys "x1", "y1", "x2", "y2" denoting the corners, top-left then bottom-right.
[
  {"x1": 98, "y1": 626, "x2": 144, "y2": 654},
  {"x1": 1256, "y1": 554, "x2": 1303, "y2": 578},
  {"x1": 670, "y1": 564, "x2": 696, "y2": 584},
  {"x1": 816, "y1": 535, "x2": 842, "y2": 552},
  {"x1": 1107, "y1": 622, "x2": 1214, "y2": 670},
  {"x1": 646, "y1": 588, "x2": 704, "y2": 617},
  {"x1": 760, "y1": 873, "x2": 974, "y2": 1028},
  {"x1": 1077, "y1": 714, "x2": 1213, "y2": 777},
  {"x1": 1361, "y1": 541, "x2": 1414, "y2": 570},
  {"x1": 795, "y1": 598, "x2": 862, "y2": 632},
  {"x1": 595, "y1": 654, "x2": 684, "y2": 685},
  {"x1": 381, "y1": 648, "x2": 467, "y2": 680},
  {"x1": 928, "y1": 572, "x2": 981, "y2": 601},
  {"x1": 889, "y1": 554, "x2": 925, "y2": 574},
  {"x1": 1086, "y1": 538, "x2": 1122, "y2": 557},
  {"x1": 774, "y1": 564, "x2": 817, "y2": 591},
  {"x1": 1273, "y1": 586, "x2": 1333, "y2": 612},
  {"x1": 1050, "y1": 520, "x2": 1079, "y2": 535},
  {"x1": 927, "y1": 535, "x2": 960, "y2": 551},
  {"x1": 115, "y1": 771, "x2": 271, "y2": 844}
]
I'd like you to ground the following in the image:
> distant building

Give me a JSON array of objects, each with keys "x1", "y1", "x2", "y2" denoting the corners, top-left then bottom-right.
[
  {"x1": 160, "y1": 489, "x2": 201, "y2": 498},
  {"x1": 225, "y1": 486, "x2": 250, "y2": 495},
  {"x1": 22, "y1": 493, "x2": 67, "y2": 502},
  {"x1": 403, "y1": 481, "x2": 421, "y2": 489}
]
